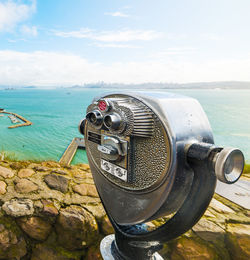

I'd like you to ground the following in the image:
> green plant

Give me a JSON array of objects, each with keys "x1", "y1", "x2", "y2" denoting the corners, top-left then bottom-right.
[
  {"x1": 0, "y1": 150, "x2": 18, "y2": 161},
  {"x1": 243, "y1": 163, "x2": 250, "y2": 174}
]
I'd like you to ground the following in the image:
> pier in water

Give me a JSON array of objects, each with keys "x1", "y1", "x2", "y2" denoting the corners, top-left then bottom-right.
[
  {"x1": 59, "y1": 137, "x2": 85, "y2": 165},
  {"x1": 0, "y1": 110, "x2": 32, "y2": 129}
]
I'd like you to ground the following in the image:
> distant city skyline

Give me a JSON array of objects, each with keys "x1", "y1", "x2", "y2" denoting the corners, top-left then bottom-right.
[{"x1": 0, "y1": 0, "x2": 250, "y2": 87}]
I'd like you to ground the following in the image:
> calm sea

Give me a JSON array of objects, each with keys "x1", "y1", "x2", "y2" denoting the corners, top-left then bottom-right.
[{"x1": 0, "y1": 88, "x2": 249, "y2": 164}]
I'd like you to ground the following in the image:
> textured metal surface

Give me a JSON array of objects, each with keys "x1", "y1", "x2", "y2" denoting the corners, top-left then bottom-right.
[
  {"x1": 129, "y1": 121, "x2": 170, "y2": 189},
  {"x1": 86, "y1": 95, "x2": 171, "y2": 190},
  {"x1": 118, "y1": 101, "x2": 154, "y2": 137}
]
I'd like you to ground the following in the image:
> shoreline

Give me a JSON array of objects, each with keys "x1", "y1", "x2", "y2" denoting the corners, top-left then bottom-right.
[{"x1": 0, "y1": 149, "x2": 88, "y2": 165}]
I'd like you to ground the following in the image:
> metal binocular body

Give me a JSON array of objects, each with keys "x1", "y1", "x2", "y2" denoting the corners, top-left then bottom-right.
[{"x1": 79, "y1": 92, "x2": 244, "y2": 260}]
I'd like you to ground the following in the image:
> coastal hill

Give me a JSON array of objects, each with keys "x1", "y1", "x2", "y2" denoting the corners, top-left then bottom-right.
[
  {"x1": 0, "y1": 159, "x2": 249, "y2": 259},
  {"x1": 71, "y1": 81, "x2": 250, "y2": 90},
  {"x1": 1, "y1": 81, "x2": 250, "y2": 90}
]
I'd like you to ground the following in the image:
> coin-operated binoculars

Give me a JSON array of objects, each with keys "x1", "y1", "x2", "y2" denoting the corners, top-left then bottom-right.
[{"x1": 79, "y1": 92, "x2": 244, "y2": 260}]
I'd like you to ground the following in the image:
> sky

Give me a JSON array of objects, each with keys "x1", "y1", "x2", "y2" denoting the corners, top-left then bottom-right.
[{"x1": 0, "y1": 0, "x2": 250, "y2": 87}]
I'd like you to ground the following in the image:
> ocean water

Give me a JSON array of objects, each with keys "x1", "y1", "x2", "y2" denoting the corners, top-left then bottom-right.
[{"x1": 0, "y1": 88, "x2": 249, "y2": 164}]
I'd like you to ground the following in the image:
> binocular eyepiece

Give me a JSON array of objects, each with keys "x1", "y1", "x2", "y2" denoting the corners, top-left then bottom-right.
[
  {"x1": 86, "y1": 110, "x2": 103, "y2": 128},
  {"x1": 103, "y1": 113, "x2": 122, "y2": 130},
  {"x1": 86, "y1": 100, "x2": 123, "y2": 131}
]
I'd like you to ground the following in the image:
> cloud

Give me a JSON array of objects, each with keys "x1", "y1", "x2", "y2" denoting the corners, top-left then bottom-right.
[
  {"x1": 0, "y1": 50, "x2": 250, "y2": 87},
  {"x1": 150, "y1": 47, "x2": 196, "y2": 58},
  {"x1": 20, "y1": 25, "x2": 37, "y2": 36},
  {"x1": 54, "y1": 28, "x2": 163, "y2": 42},
  {"x1": 7, "y1": 38, "x2": 17, "y2": 43},
  {"x1": 93, "y1": 43, "x2": 139, "y2": 48},
  {"x1": 201, "y1": 33, "x2": 222, "y2": 41},
  {"x1": 53, "y1": 28, "x2": 91, "y2": 39},
  {"x1": 0, "y1": 0, "x2": 36, "y2": 32},
  {"x1": 121, "y1": 6, "x2": 132, "y2": 10},
  {"x1": 7, "y1": 38, "x2": 26, "y2": 43},
  {"x1": 105, "y1": 11, "x2": 129, "y2": 17}
]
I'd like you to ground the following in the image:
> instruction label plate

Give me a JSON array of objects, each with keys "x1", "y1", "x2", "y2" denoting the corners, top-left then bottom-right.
[{"x1": 101, "y1": 159, "x2": 127, "y2": 182}]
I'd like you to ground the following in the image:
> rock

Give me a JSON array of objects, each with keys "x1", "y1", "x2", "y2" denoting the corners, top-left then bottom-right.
[
  {"x1": 51, "y1": 169, "x2": 68, "y2": 175},
  {"x1": 34, "y1": 200, "x2": 44, "y2": 212},
  {"x1": 63, "y1": 193, "x2": 100, "y2": 205},
  {"x1": 2, "y1": 198, "x2": 34, "y2": 217},
  {"x1": 28, "y1": 163, "x2": 40, "y2": 169},
  {"x1": 101, "y1": 215, "x2": 114, "y2": 235},
  {"x1": 171, "y1": 236, "x2": 217, "y2": 260},
  {"x1": 227, "y1": 213, "x2": 250, "y2": 224},
  {"x1": 86, "y1": 244, "x2": 103, "y2": 260},
  {"x1": 78, "y1": 164, "x2": 90, "y2": 171},
  {"x1": 14, "y1": 178, "x2": 38, "y2": 193},
  {"x1": 0, "y1": 225, "x2": 17, "y2": 251},
  {"x1": 0, "y1": 161, "x2": 9, "y2": 167},
  {"x1": 73, "y1": 184, "x2": 99, "y2": 197},
  {"x1": 17, "y1": 216, "x2": 52, "y2": 241},
  {"x1": 44, "y1": 174, "x2": 69, "y2": 193},
  {"x1": 210, "y1": 198, "x2": 235, "y2": 213},
  {"x1": 84, "y1": 204, "x2": 106, "y2": 221},
  {"x1": 72, "y1": 172, "x2": 86, "y2": 183},
  {"x1": 10, "y1": 161, "x2": 25, "y2": 170},
  {"x1": 85, "y1": 172, "x2": 93, "y2": 178},
  {"x1": 63, "y1": 165, "x2": 72, "y2": 170},
  {"x1": 41, "y1": 161, "x2": 61, "y2": 168},
  {"x1": 72, "y1": 183, "x2": 87, "y2": 196},
  {"x1": 31, "y1": 243, "x2": 82, "y2": 260},
  {"x1": 86, "y1": 184, "x2": 99, "y2": 197},
  {"x1": 203, "y1": 209, "x2": 216, "y2": 218},
  {"x1": 226, "y1": 223, "x2": 250, "y2": 259},
  {"x1": 42, "y1": 200, "x2": 59, "y2": 217},
  {"x1": 0, "y1": 224, "x2": 4, "y2": 232},
  {"x1": 18, "y1": 168, "x2": 35, "y2": 178},
  {"x1": 0, "y1": 165, "x2": 15, "y2": 178},
  {"x1": 192, "y1": 218, "x2": 225, "y2": 241},
  {"x1": 84, "y1": 179, "x2": 95, "y2": 185},
  {"x1": 35, "y1": 166, "x2": 50, "y2": 172},
  {"x1": 55, "y1": 205, "x2": 99, "y2": 250},
  {"x1": 0, "y1": 180, "x2": 7, "y2": 194},
  {"x1": 0, "y1": 224, "x2": 27, "y2": 259}
]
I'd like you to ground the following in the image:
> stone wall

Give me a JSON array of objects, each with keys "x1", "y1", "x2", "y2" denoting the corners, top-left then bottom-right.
[{"x1": 0, "y1": 160, "x2": 249, "y2": 260}]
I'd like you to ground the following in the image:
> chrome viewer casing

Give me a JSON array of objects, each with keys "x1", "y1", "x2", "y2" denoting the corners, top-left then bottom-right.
[{"x1": 84, "y1": 92, "x2": 214, "y2": 225}]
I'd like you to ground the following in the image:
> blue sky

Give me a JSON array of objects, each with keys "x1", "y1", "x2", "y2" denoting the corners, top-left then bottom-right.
[{"x1": 0, "y1": 0, "x2": 250, "y2": 86}]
